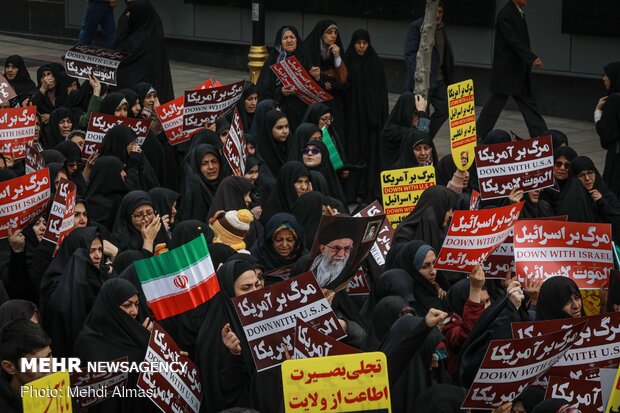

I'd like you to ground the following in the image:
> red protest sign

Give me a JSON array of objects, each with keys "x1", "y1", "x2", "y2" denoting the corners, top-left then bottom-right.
[
  {"x1": 354, "y1": 200, "x2": 394, "y2": 267},
  {"x1": 64, "y1": 44, "x2": 128, "y2": 86},
  {"x1": 475, "y1": 136, "x2": 554, "y2": 200},
  {"x1": 434, "y1": 202, "x2": 523, "y2": 273},
  {"x1": 69, "y1": 357, "x2": 128, "y2": 408},
  {"x1": 293, "y1": 318, "x2": 359, "y2": 359},
  {"x1": 0, "y1": 168, "x2": 51, "y2": 239},
  {"x1": 513, "y1": 220, "x2": 613, "y2": 289},
  {"x1": 470, "y1": 189, "x2": 481, "y2": 210},
  {"x1": 462, "y1": 321, "x2": 586, "y2": 410},
  {"x1": 136, "y1": 323, "x2": 202, "y2": 413},
  {"x1": 222, "y1": 107, "x2": 246, "y2": 176},
  {"x1": 345, "y1": 268, "x2": 370, "y2": 296},
  {"x1": 82, "y1": 113, "x2": 151, "y2": 159},
  {"x1": 0, "y1": 74, "x2": 17, "y2": 104},
  {"x1": 182, "y1": 80, "x2": 245, "y2": 130},
  {"x1": 512, "y1": 312, "x2": 620, "y2": 382},
  {"x1": 270, "y1": 56, "x2": 333, "y2": 105},
  {"x1": 0, "y1": 106, "x2": 36, "y2": 160},
  {"x1": 545, "y1": 376, "x2": 603, "y2": 413},
  {"x1": 25, "y1": 144, "x2": 45, "y2": 174},
  {"x1": 42, "y1": 178, "x2": 76, "y2": 256},
  {"x1": 157, "y1": 79, "x2": 221, "y2": 146},
  {"x1": 231, "y1": 272, "x2": 346, "y2": 372}
]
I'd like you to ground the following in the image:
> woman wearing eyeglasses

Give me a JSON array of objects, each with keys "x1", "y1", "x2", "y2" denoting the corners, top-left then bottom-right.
[
  {"x1": 300, "y1": 140, "x2": 347, "y2": 208},
  {"x1": 301, "y1": 103, "x2": 347, "y2": 167},
  {"x1": 540, "y1": 146, "x2": 577, "y2": 210}
]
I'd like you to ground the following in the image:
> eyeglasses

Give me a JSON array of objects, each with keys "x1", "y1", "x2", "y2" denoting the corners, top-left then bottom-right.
[
  {"x1": 303, "y1": 147, "x2": 321, "y2": 156},
  {"x1": 319, "y1": 116, "x2": 333, "y2": 123},
  {"x1": 577, "y1": 170, "x2": 595, "y2": 179},
  {"x1": 132, "y1": 210, "x2": 155, "y2": 220},
  {"x1": 325, "y1": 244, "x2": 353, "y2": 253},
  {"x1": 554, "y1": 161, "x2": 570, "y2": 169}
]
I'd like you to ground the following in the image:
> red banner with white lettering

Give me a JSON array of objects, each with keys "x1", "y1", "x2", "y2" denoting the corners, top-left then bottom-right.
[
  {"x1": 0, "y1": 74, "x2": 17, "y2": 104},
  {"x1": 69, "y1": 357, "x2": 128, "y2": 408},
  {"x1": 82, "y1": 113, "x2": 151, "y2": 159},
  {"x1": 345, "y1": 268, "x2": 370, "y2": 296},
  {"x1": 293, "y1": 318, "x2": 359, "y2": 359},
  {"x1": 42, "y1": 178, "x2": 76, "y2": 256},
  {"x1": 462, "y1": 321, "x2": 586, "y2": 410},
  {"x1": 434, "y1": 202, "x2": 523, "y2": 273},
  {"x1": 182, "y1": 80, "x2": 245, "y2": 130},
  {"x1": 156, "y1": 79, "x2": 221, "y2": 146},
  {"x1": 545, "y1": 376, "x2": 603, "y2": 413},
  {"x1": 232, "y1": 272, "x2": 346, "y2": 372},
  {"x1": 0, "y1": 106, "x2": 36, "y2": 160},
  {"x1": 0, "y1": 168, "x2": 51, "y2": 239},
  {"x1": 270, "y1": 56, "x2": 333, "y2": 105},
  {"x1": 222, "y1": 107, "x2": 246, "y2": 176},
  {"x1": 25, "y1": 144, "x2": 46, "y2": 174},
  {"x1": 475, "y1": 136, "x2": 554, "y2": 200},
  {"x1": 512, "y1": 312, "x2": 620, "y2": 383},
  {"x1": 353, "y1": 201, "x2": 394, "y2": 267},
  {"x1": 513, "y1": 220, "x2": 613, "y2": 289}
]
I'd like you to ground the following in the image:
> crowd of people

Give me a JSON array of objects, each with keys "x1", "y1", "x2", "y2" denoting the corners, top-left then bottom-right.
[{"x1": 1, "y1": 0, "x2": 620, "y2": 412}]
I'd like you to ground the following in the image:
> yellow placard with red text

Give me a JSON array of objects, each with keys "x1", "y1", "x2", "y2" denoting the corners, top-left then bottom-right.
[
  {"x1": 380, "y1": 166, "x2": 435, "y2": 228},
  {"x1": 606, "y1": 363, "x2": 620, "y2": 413},
  {"x1": 282, "y1": 352, "x2": 391, "y2": 413},
  {"x1": 448, "y1": 79, "x2": 476, "y2": 171},
  {"x1": 22, "y1": 371, "x2": 73, "y2": 413}
]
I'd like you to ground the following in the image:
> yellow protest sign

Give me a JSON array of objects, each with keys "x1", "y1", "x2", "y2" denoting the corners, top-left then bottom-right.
[
  {"x1": 282, "y1": 352, "x2": 391, "y2": 413},
  {"x1": 22, "y1": 371, "x2": 72, "y2": 413},
  {"x1": 380, "y1": 166, "x2": 435, "y2": 228},
  {"x1": 606, "y1": 363, "x2": 620, "y2": 413},
  {"x1": 448, "y1": 79, "x2": 476, "y2": 171}
]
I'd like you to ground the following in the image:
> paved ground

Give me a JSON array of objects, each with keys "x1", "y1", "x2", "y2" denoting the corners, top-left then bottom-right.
[{"x1": 0, "y1": 34, "x2": 605, "y2": 170}]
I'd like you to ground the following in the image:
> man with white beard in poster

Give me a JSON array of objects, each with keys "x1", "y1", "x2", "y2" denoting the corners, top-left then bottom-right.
[{"x1": 310, "y1": 231, "x2": 354, "y2": 289}]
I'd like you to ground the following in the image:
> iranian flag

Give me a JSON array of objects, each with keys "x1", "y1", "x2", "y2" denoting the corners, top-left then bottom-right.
[{"x1": 134, "y1": 234, "x2": 220, "y2": 320}]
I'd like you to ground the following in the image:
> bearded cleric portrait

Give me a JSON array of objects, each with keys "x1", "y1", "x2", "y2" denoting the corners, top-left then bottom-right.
[{"x1": 307, "y1": 214, "x2": 383, "y2": 290}]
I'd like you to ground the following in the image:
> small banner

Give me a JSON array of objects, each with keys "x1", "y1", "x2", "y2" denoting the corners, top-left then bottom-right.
[
  {"x1": 448, "y1": 79, "x2": 476, "y2": 171},
  {"x1": 64, "y1": 44, "x2": 128, "y2": 86},
  {"x1": 475, "y1": 135, "x2": 554, "y2": 200},
  {"x1": 0, "y1": 73, "x2": 17, "y2": 104},
  {"x1": 69, "y1": 357, "x2": 128, "y2": 408},
  {"x1": 82, "y1": 113, "x2": 151, "y2": 159},
  {"x1": 222, "y1": 107, "x2": 246, "y2": 175},
  {"x1": 25, "y1": 143, "x2": 46, "y2": 174},
  {"x1": 462, "y1": 321, "x2": 586, "y2": 410},
  {"x1": 434, "y1": 202, "x2": 523, "y2": 273},
  {"x1": 42, "y1": 178, "x2": 76, "y2": 256},
  {"x1": 231, "y1": 271, "x2": 346, "y2": 372},
  {"x1": 545, "y1": 376, "x2": 603, "y2": 413},
  {"x1": 321, "y1": 126, "x2": 344, "y2": 170},
  {"x1": 282, "y1": 352, "x2": 391, "y2": 412},
  {"x1": 380, "y1": 166, "x2": 436, "y2": 228},
  {"x1": 513, "y1": 220, "x2": 613, "y2": 289},
  {"x1": 345, "y1": 268, "x2": 370, "y2": 296},
  {"x1": 270, "y1": 56, "x2": 333, "y2": 105},
  {"x1": 0, "y1": 106, "x2": 36, "y2": 160},
  {"x1": 22, "y1": 371, "x2": 73, "y2": 413},
  {"x1": 0, "y1": 168, "x2": 51, "y2": 239},
  {"x1": 353, "y1": 201, "x2": 394, "y2": 267},
  {"x1": 182, "y1": 80, "x2": 245, "y2": 130},
  {"x1": 134, "y1": 234, "x2": 220, "y2": 320},
  {"x1": 293, "y1": 318, "x2": 360, "y2": 359}
]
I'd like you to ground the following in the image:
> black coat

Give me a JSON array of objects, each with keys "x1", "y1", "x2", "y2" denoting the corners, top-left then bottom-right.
[{"x1": 489, "y1": 1, "x2": 537, "y2": 96}]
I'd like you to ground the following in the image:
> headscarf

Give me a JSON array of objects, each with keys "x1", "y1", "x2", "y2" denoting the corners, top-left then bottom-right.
[
  {"x1": 85, "y1": 156, "x2": 128, "y2": 231},
  {"x1": 255, "y1": 109, "x2": 290, "y2": 177},
  {"x1": 542, "y1": 129, "x2": 569, "y2": 149},
  {"x1": 414, "y1": 384, "x2": 467, "y2": 413},
  {"x1": 513, "y1": 387, "x2": 546, "y2": 413},
  {"x1": 118, "y1": 88, "x2": 141, "y2": 117},
  {"x1": 0, "y1": 300, "x2": 38, "y2": 329},
  {"x1": 3, "y1": 55, "x2": 35, "y2": 95},
  {"x1": 112, "y1": 250, "x2": 145, "y2": 275},
  {"x1": 301, "y1": 140, "x2": 347, "y2": 206},
  {"x1": 365, "y1": 296, "x2": 408, "y2": 351},
  {"x1": 392, "y1": 133, "x2": 438, "y2": 169},
  {"x1": 287, "y1": 122, "x2": 321, "y2": 162},
  {"x1": 360, "y1": 269, "x2": 415, "y2": 320},
  {"x1": 301, "y1": 102, "x2": 346, "y2": 159},
  {"x1": 536, "y1": 277, "x2": 584, "y2": 321},
  {"x1": 604, "y1": 61, "x2": 620, "y2": 95},
  {"x1": 169, "y1": 220, "x2": 213, "y2": 250},
  {"x1": 100, "y1": 124, "x2": 137, "y2": 163},
  {"x1": 111, "y1": 190, "x2": 166, "y2": 252},
  {"x1": 301, "y1": 19, "x2": 345, "y2": 69},
  {"x1": 249, "y1": 99, "x2": 278, "y2": 138},
  {"x1": 207, "y1": 176, "x2": 254, "y2": 219},
  {"x1": 237, "y1": 81, "x2": 257, "y2": 130},
  {"x1": 531, "y1": 399, "x2": 571, "y2": 413},
  {"x1": 262, "y1": 161, "x2": 311, "y2": 222},
  {"x1": 483, "y1": 129, "x2": 511, "y2": 144},
  {"x1": 100, "y1": 92, "x2": 128, "y2": 116},
  {"x1": 291, "y1": 191, "x2": 325, "y2": 248},
  {"x1": 148, "y1": 187, "x2": 179, "y2": 219},
  {"x1": 250, "y1": 213, "x2": 306, "y2": 272},
  {"x1": 41, "y1": 149, "x2": 66, "y2": 164},
  {"x1": 178, "y1": 144, "x2": 224, "y2": 221},
  {"x1": 34, "y1": 64, "x2": 68, "y2": 113},
  {"x1": 135, "y1": 82, "x2": 156, "y2": 105},
  {"x1": 42, "y1": 107, "x2": 74, "y2": 149}
]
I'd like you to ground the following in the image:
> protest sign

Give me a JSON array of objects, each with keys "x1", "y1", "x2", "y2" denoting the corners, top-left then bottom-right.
[
  {"x1": 512, "y1": 312, "x2": 620, "y2": 382},
  {"x1": 380, "y1": 166, "x2": 435, "y2": 228},
  {"x1": 64, "y1": 44, "x2": 128, "y2": 86},
  {"x1": 353, "y1": 201, "x2": 394, "y2": 267},
  {"x1": 42, "y1": 178, "x2": 76, "y2": 256},
  {"x1": 156, "y1": 79, "x2": 221, "y2": 146},
  {"x1": 270, "y1": 56, "x2": 333, "y2": 105},
  {"x1": 182, "y1": 80, "x2": 245, "y2": 130},
  {"x1": 470, "y1": 189, "x2": 481, "y2": 210},
  {"x1": 545, "y1": 376, "x2": 603, "y2": 413},
  {"x1": 0, "y1": 168, "x2": 50, "y2": 239},
  {"x1": 22, "y1": 371, "x2": 72, "y2": 413},
  {"x1": 222, "y1": 107, "x2": 246, "y2": 175},
  {"x1": 448, "y1": 79, "x2": 476, "y2": 171},
  {"x1": 513, "y1": 220, "x2": 613, "y2": 289},
  {"x1": 608, "y1": 364, "x2": 620, "y2": 413},
  {"x1": 462, "y1": 321, "x2": 586, "y2": 410},
  {"x1": 345, "y1": 269, "x2": 370, "y2": 296},
  {"x1": 263, "y1": 264, "x2": 295, "y2": 283},
  {"x1": 25, "y1": 143, "x2": 46, "y2": 174},
  {"x1": 434, "y1": 202, "x2": 523, "y2": 273},
  {"x1": 293, "y1": 318, "x2": 360, "y2": 359},
  {"x1": 232, "y1": 272, "x2": 345, "y2": 371},
  {"x1": 475, "y1": 136, "x2": 554, "y2": 200},
  {"x1": 282, "y1": 352, "x2": 391, "y2": 412},
  {"x1": 306, "y1": 214, "x2": 384, "y2": 289},
  {"x1": 70, "y1": 357, "x2": 128, "y2": 408},
  {"x1": 601, "y1": 368, "x2": 617, "y2": 413},
  {"x1": 82, "y1": 113, "x2": 151, "y2": 159},
  {"x1": 0, "y1": 106, "x2": 36, "y2": 160},
  {"x1": 137, "y1": 323, "x2": 202, "y2": 413},
  {"x1": 0, "y1": 73, "x2": 16, "y2": 104}
]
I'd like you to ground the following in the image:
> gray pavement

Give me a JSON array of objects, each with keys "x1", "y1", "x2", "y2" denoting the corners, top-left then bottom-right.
[{"x1": 0, "y1": 34, "x2": 605, "y2": 170}]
